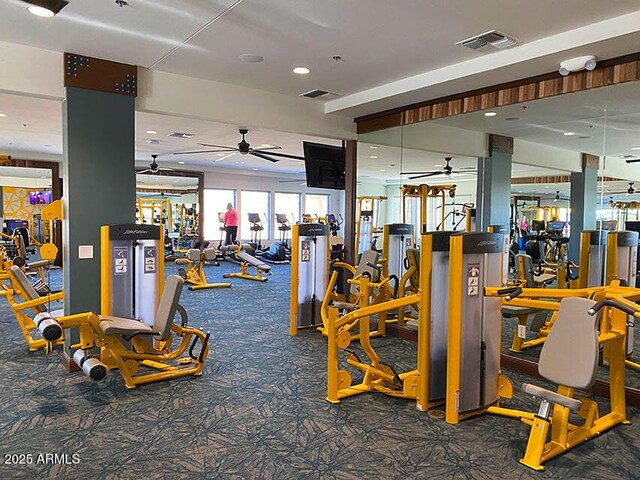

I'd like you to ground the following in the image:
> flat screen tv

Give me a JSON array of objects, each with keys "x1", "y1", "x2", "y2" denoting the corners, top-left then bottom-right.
[
  {"x1": 28, "y1": 190, "x2": 52, "y2": 205},
  {"x1": 303, "y1": 142, "x2": 346, "y2": 190}
]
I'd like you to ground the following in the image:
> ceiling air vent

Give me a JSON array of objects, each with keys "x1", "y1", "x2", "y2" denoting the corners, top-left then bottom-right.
[
  {"x1": 455, "y1": 30, "x2": 518, "y2": 51},
  {"x1": 300, "y1": 89, "x2": 342, "y2": 99},
  {"x1": 168, "y1": 132, "x2": 194, "y2": 139}
]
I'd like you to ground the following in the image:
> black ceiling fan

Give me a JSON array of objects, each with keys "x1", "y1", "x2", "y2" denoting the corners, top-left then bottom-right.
[
  {"x1": 173, "y1": 128, "x2": 305, "y2": 163},
  {"x1": 401, "y1": 157, "x2": 476, "y2": 180},
  {"x1": 138, "y1": 154, "x2": 174, "y2": 174}
]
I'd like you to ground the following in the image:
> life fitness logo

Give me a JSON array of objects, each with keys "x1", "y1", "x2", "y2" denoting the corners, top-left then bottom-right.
[
  {"x1": 123, "y1": 229, "x2": 149, "y2": 235},
  {"x1": 477, "y1": 240, "x2": 497, "y2": 247}
]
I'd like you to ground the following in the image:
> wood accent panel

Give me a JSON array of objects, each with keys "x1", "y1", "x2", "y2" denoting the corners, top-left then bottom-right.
[
  {"x1": 488, "y1": 134, "x2": 513, "y2": 155},
  {"x1": 582, "y1": 153, "x2": 600, "y2": 170},
  {"x1": 356, "y1": 53, "x2": 640, "y2": 134},
  {"x1": 64, "y1": 53, "x2": 137, "y2": 97},
  {"x1": 511, "y1": 175, "x2": 618, "y2": 185}
]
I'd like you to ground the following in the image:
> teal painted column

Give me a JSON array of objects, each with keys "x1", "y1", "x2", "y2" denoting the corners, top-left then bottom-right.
[
  {"x1": 476, "y1": 134, "x2": 513, "y2": 232},
  {"x1": 569, "y1": 155, "x2": 598, "y2": 263},
  {"x1": 62, "y1": 55, "x2": 137, "y2": 366}
]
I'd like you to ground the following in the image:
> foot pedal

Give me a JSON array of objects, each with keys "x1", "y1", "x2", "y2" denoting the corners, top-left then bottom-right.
[
  {"x1": 530, "y1": 312, "x2": 548, "y2": 332},
  {"x1": 378, "y1": 362, "x2": 403, "y2": 388}
]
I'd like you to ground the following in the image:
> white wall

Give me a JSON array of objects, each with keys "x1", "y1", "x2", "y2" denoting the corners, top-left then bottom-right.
[{"x1": 203, "y1": 171, "x2": 344, "y2": 243}]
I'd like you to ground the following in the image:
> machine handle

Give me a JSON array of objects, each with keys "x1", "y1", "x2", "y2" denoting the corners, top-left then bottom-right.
[
  {"x1": 587, "y1": 300, "x2": 639, "y2": 318},
  {"x1": 496, "y1": 286, "x2": 523, "y2": 301}
]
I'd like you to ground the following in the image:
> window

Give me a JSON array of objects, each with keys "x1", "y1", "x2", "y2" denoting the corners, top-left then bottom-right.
[
  {"x1": 274, "y1": 193, "x2": 301, "y2": 237},
  {"x1": 241, "y1": 190, "x2": 270, "y2": 240},
  {"x1": 305, "y1": 194, "x2": 329, "y2": 220},
  {"x1": 203, "y1": 189, "x2": 235, "y2": 241}
]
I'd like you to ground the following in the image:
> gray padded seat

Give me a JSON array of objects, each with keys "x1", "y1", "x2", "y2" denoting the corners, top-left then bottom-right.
[
  {"x1": 522, "y1": 297, "x2": 600, "y2": 411},
  {"x1": 9, "y1": 265, "x2": 47, "y2": 313},
  {"x1": 518, "y1": 254, "x2": 555, "y2": 287},
  {"x1": 99, "y1": 275, "x2": 184, "y2": 341},
  {"x1": 187, "y1": 248, "x2": 201, "y2": 261},
  {"x1": 237, "y1": 251, "x2": 271, "y2": 273},
  {"x1": 203, "y1": 247, "x2": 218, "y2": 261},
  {"x1": 350, "y1": 250, "x2": 380, "y2": 295}
]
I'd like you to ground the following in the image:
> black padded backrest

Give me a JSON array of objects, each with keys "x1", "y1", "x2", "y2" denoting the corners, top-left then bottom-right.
[
  {"x1": 9, "y1": 265, "x2": 47, "y2": 312},
  {"x1": 152, "y1": 275, "x2": 184, "y2": 341},
  {"x1": 538, "y1": 297, "x2": 599, "y2": 390},
  {"x1": 517, "y1": 254, "x2": 535, "y2": 287}
]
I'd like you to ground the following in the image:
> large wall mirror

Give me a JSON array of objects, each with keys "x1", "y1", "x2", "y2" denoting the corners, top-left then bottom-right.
[{"x1": 357, "y1": 79, "x2": 640, "y2": 402}]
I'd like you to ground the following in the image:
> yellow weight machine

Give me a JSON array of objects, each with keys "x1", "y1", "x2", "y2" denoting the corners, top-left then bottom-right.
[
  {"x1": 175, "y1": 247, "x2": 231, "y2": 291},
  {"x1": 137, "y1": 197, "x2": 172, "y2": 227},
  {"x1": 355, "y1": 195, "x2": 386, "y2": 256},
  {"x1": 400, "y1": 184, "x2": 457, "y2": 235}
]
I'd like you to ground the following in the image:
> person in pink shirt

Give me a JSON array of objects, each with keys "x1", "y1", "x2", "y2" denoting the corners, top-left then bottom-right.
[{"x1": 224, "y1": 202, "x2": 239, "y2": 245}]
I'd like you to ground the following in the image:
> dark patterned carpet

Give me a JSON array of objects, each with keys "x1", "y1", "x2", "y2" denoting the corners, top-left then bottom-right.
[{"x1": 0, "y1": 263, "x2": 638, "y2": 479}]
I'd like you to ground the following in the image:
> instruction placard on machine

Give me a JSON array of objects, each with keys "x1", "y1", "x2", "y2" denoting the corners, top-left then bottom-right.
[
  {"x1": 301, "y1": 241, "x2": 311, "y2": 262},
  {"x1": 114, "y1": 247, "x2": 128, "y2": 275},
  {"x1": 144, "y1": 246, "x2": 157, "y2": 273},
  {"x1": 467, "y1": 264, "x2": 480, "y2": 296}
]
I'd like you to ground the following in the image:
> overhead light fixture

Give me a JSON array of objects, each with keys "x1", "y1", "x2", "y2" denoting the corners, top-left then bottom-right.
[
  {"x1": 146, "y1": 130, "x2": 157, "y2": 135},
  {"x1": 369, "y1": 155, "x2": 378, "y2": 159},
  {"x1": 435, "y1": 164, "x2": 443, "y2": 167},
  {"x1": 216, "y1": 153, "x2": 225, "y2": 156},
  {"x1": 558, "y1": 55, "x2": 597, "y2": 76},
  {"x1": 238, "y1": 54, "x2": 264, "y2": 63},
  {"x1": 563, "y1": 132, "x2": 575, "y2": 136},
  {"x1": 380, "y1": 169, "x2": 386, "y2": 172},
  {"x1": 25, "y1": 0, "x2": 68, "y2": 17},
  {"x1": 293, "y1": 66, "x2": 310, "y2": 75},
  {"x1": 44, "y1": 144, "x2": 55, "y2": 148},
  {"x1": 178, "y1": 161, "x2": 185, "y2": 165},
  {"x1": 0, "y1": 113, "x2": 6, "y2": 118},
  {"x1": 631, "y1": 147, "x2": 640, "y2": 151},
  {"x1": 484, "y1": 112, "x2": 497, "y2": 117},
  {"x1": 369, "y1": 145, "x2": 380, "y2": 149},
  {"x1": 252, "y1": 168, "x2": 258, "y2": 171}
]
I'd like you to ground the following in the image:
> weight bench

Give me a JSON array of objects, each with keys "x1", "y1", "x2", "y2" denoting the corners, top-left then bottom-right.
[
  {"x1": 224, "y1": 250, "x2": 272, "y2": 282},
  {"x1": 59, "y1": 275, "x2": 210, "y2": 389},
  {"x1": 5, "y1": 265, "x2": 65, "y2": 352},
  {"x1": 176, "y1": 248, "x2": 231, "y2": 290}
]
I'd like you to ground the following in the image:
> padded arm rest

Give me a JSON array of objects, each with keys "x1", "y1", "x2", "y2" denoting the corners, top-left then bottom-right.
[
  {"x1": 26, "y1": 260, "x2": 53, "y2": 270},
  {"x1": 175, "y1": 258, "x2": 190, "y2": 265},
  {"x1": 522, "y1": 383, "x2": 582, "y2": 411}
]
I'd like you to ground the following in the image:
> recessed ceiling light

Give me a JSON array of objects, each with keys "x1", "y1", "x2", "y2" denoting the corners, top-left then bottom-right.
[
  {"x1": 216, "y1": 153, "x2": 225, "y2": 156},
  {"x1": 0, "y1": 113, "x2": 6, "y2": 118},
  {"x1": 293, "y1": 66, "x2": 310, "y2": 75},
  {"x1": 369, "y1": 145, "x2": 380, "y2": 149},
  {"x1": 252, "y1": 168, "x2": 258, "y2": 171},
  {"x1": 369, "y1": 155, "x2": 378, "y2": 159},
  {"x1": 178, "y1": 161, "x2": 185, "y2": 165},
  {"x1": 484, "y1": 112, "x2": 497, "y2": 117},
  {"x1": 239, "y1": 54, "x2": 264, "y2": 63},
  {"x1": 632, "y1": 147, "x2": 640, "y2": 151},
  {"x1": 240, "y1": 161, "x2": 245, "y2": 164},
  {"x1": 563, "y1": 132, "x2": 575, "y2": 136},
  {"x1": 260, "y1": 144, "x2": 273, "y2": 148},
  {"x1": 44, "y1": 144, "x2": 55, "y2": 148},
  {"x1": 27, "y1": 6, "x2": 55, "y2": 17},
  {"x1": 435, "y1": 164, "x2": 443, "y2": 167},
  {"x1": 146, "y1": 130, "x2": 157, "y2": 135},
  {"x1": 380, "y1": 169, "x2": 386, "y2": 172}
]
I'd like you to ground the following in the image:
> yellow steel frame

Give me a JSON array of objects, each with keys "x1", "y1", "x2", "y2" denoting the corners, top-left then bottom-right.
[
  {"x1": 176, "y1": 255, "x2": 231, "y2": 291},
  {"x1": 481, "y1": 281, "x2": 635, "y2": 470},
  {"x1": 400, "y1": 184, "x2": 456, "y2": 234},
  {"x1": 224, "y1": 262, "x2": 268, "y2": 282},
  {"x1": 137, "y1": 197, "x2": 172, "y2": 228},
  {"x1": 325, "y1": 272, "x2": 420, "y2": 403},
  {"x1": 355, "y1": 195, "x2": 386, "y2": 256}
]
